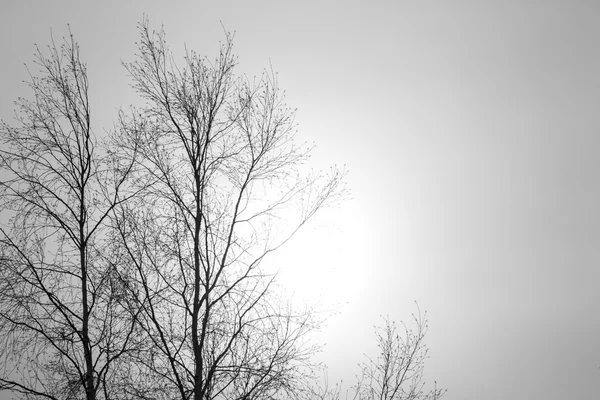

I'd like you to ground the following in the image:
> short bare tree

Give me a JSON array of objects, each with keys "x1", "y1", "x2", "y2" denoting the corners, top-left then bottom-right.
[
  {"x1": 109, "y1": 20, "x2": 346, "y2": 400},
  {"x1": 353, "y1": 310, "x2": 446, "y2": 400},
  {"x1": 0, "y1": 32, "x2": 140, "y2": 400},
  {"x1": 313, "y1": 308, "x2": 445, "y2": 400}
]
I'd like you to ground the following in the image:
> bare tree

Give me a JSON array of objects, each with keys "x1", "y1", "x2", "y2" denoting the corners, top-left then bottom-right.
[
  {"x1": 0, "y1": 31, "x2": 140, "y2": 400},
  {"x1": 109, "y1": 20, "x2": 346, "y2": 400},
  {"x1": 312, "y1": 308, "x2": 445, "y2": 400},
  {"x1": 353, "y1": 310, "x2": 445, "y2": 400},
  {"x1": 0, "y1": 19, "x2": 443, "y2": 400}
]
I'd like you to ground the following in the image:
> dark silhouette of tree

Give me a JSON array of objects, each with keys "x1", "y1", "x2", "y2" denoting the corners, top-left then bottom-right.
[
  {"x1": 0, "y1": 32, "x2": 141, "y2": 400},
  {"x1": 107, "y1": 20, "x2": 346, "y2": 400},
  {"x1": 0, "y1": 21, "x2": 444, "y2": 400}
]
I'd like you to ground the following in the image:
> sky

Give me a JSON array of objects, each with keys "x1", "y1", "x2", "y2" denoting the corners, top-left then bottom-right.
[{"x1": 1, "y1": 1, "x2": 600, "y2": 399}]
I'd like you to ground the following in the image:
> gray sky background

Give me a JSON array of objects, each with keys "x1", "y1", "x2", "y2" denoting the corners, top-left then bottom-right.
[{"x1": 1, "y1": 1, "x2": 600, "y2": 399}]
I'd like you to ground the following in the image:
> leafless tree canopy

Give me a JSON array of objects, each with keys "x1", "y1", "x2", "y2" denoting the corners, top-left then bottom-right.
[
  {"x1": 314, "y1": 310, "x2": 445, "y2": 400},
  {"x1": 353, "y1": 311, "x2": 446, "y2": 400},
  {"x1": 108, "y1": 20, "x2": 346, "y2": 400},
  {"x1": 0, "y1": 31, "x2": 140, "y2": 400},
  {"x1": 0, "y1": 20, "x2": 443, "y2": 400}
]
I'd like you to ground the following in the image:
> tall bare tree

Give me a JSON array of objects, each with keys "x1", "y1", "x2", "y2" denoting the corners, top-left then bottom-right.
[
  {"x1": 0, "y1": 20, "x2": 443, "y2": 400},
  {"x1": 0, "y1": 32, "x2": 140, "y2": 400},
  {"x1": 109, "y1": 20, "x2": 346, "y2": 400}
]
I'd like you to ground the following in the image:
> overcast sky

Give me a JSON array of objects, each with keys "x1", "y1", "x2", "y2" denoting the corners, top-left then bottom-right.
[{"x1": 1, "y1": 1, "x2": 600, "y2": 399}]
